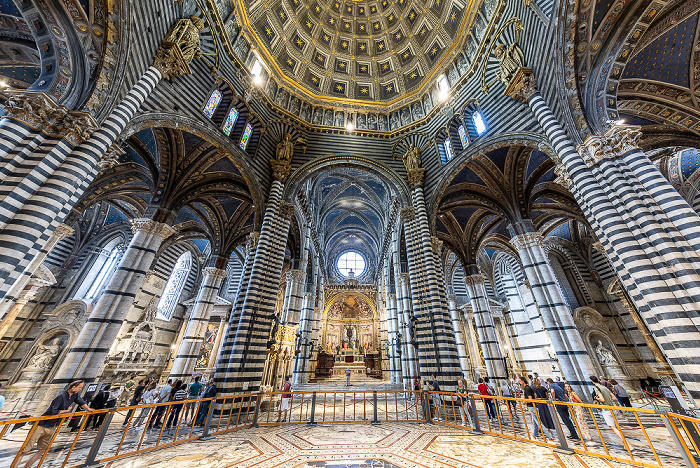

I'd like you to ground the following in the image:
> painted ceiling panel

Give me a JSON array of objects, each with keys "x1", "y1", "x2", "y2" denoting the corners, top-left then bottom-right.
[
  {"x1": 191, "y1": 239, "x2": 210, "y2": 253},
  {"x1": 525, "y1": 149, "x2": 549, "y2": 180},
  {"x1": 122, "y1": 146, "x2": 149, "y2": 168},
  {"x1": 547, "y1": 221, "x2": 573, "y2": 241},
  {"x1": 622, "y1": 13, "x2": 698, "y2": 88},
  {"x1": 174, "y1": 206, "x2": 203, "y2": 224},
  {"x1": 0, "y1": 1, "x2": 20, "y2": 17},
  {"x1": 0, "y1": 65, "x2": 39, "y2": 84},
  {"x1": 133, "y1": 129, "x2": 158, "y2": 162},
  {"x1": 206, "y1": 157, "x2": 243, "y2": 177},
  {"x1": 451, "y1": 165, "x2": 485, "y2": 186},
  {"x1": 591, "y1": 0, "x2": 615, "y2": 34},
  {"x1": 215, "y1": 196, "x2": 243, "y2": 218},
  {"x1": 484, "y1": 146, "x2": 509, "y2": 175},
  {"x1": 618, "y1": 113, "x2": 661, "y2": 126},
  {"x1": 104, "y1": 205, "x2": 129, "y2": 225},
  {"x1": 679, "y1": 148, "x2": 700, "y2": 179}
]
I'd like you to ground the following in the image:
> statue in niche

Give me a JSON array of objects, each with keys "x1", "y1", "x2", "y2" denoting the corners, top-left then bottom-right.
[
  {"x1": 378, "y1": 114, "x2": 388, "y2": 131},
  {"x1": 275, "y1": 89, "x2": 289, "y2": 109},
  {"x1": 423, "y1": 95, "x2": 433, "y2": 114},
  {"x1": 266, "y1": 80, "x2": 277, "y2": 99},
  {"x1": 485, "y1": 0, "x2": 497, "y2": 16},
  {"x1": 301, "y1": 103, "x2": 312, "y2": 121},
  {"x1": 447, "y1": 65, "x2": 458, "y2": 85},
  {"x1": 595, "y1": 341, "x2": 619, "y2": 367},
  {"x1": 401, "y1": 107, "x2": 411, "y2": 126},
  {"x1": 474, "y1": 16, "x2": 485, "y2": 39},
  {"x1": 275, "y1": 133, "x2": 295, "y2": 162},
  {"x1": 289, "y1": 97, "x2": 300, "y2": 115},
  {"x1": 357, "y1": 113, "x2": 367, "y2": 129},
  {"x1": 25, "y1": 337, "x2": 63, "y2": 371},
  {"x1": 412, "y1": 102, "x2": 423, "y2": 120},
  {"x1": 465, "y1": 40, "x2": 476, "y2": 60},
  {"x1": 335, "y1": 112, "x2": 344, "y2": 127},
  {"x1": 402, "y1": 144, "x2": 421, "y2": 172},
  {"x1": 323, "y1": 109, "x2": 333, "y2": 126},
  {"x1": 163, "y1": 16, "x2": 205, "y2": 64},
  {"x1": 234, "y1": 37, "x2": 249, "y2": 61},
  {"x1": 368, "y1": 114, "x2": 377, "y2": 130},
  {"x1": 494, "y1": 42, "x2": 526, "y2": 86},
  {"x1": 312, "y1": 108, "x2": 323, "y2": 125},
  {"x1": 390, "y1": 112, "x2": 400, "y2": 129}
]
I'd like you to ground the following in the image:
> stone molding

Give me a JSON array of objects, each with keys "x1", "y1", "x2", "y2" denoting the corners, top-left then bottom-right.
[
  {"x1": 503, "y1": 67, "x2": 537, "y2": 103},
  {"x1": 510, "y1": 231, "x2": 544, "y2": 251},
  {"x1": 246, "y1": 232, "x2": 260, "y2": 254},
  {"x1": 553, "y1": 164, "x2": 572, "y2": 189},
  {"x1": 400, "y1": 206, "x2": 415, "y2": 222},
  {"x1": 4, "y1": 90, "x2": 99, "y2": 145},
  {"x1": 97, "y1": 144, "x2": 124, "y2": 172},
  {"x1": 407, "y1": 168, "x2": 425, "y2": 188},
  {"x1": 463, "y1": 274, "x2": 486, "y2": 287},
  {"x1": 431, "y1": 236, "x2": 443, "y2": 254},
  {"x1": 287, "y1": 269, "x2": 305, "y2": 282},
  {"x1": 54, "y1": 223, "x2": 75, "y2": 241},
  {"x1": 271, "y1": 159, "x2": 293, "y2": 182},
  {"x1": 130, "y1": 218, "x2": 177, "y2": 239},
  {"x1": 578, "y1": 123, "x2": 642, "y2": 168},
  {"x1": 203, "y1": 267, "x2": 228, "y2": 279}
]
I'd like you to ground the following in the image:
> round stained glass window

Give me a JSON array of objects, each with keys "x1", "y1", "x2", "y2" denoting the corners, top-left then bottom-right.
[{"x1": 337, "y1": 251, "x2": 366, "y2": 277}]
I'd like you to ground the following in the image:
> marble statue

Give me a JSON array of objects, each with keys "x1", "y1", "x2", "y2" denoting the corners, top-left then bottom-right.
[
  {"x1": 26, "y1": 337, "x2": 63, "y2": 371},
  {"x1": 275, "y1": 133, "x2": 295, "y2": 162},
  {"x1": 595, "y1": 341, "x2": 619, "y2": 367},
  {"x1": 289, "y1": 97, "x2": 300, "y2": 115},
  {"x1": 456, "y1": 53, "x2": 468, "y2": 75},
  {"x1": 335, "y1": 112, "x2": 344, "y2": 127},
  {"x1": 312, "y1": 108, "x2": 323, "y2": 125},
  {"x1": 368, "y1": 114, "x2": 377, "y2": 130},
  {"x1": 412, "y1": 103, "x2": 424, "y2": 120},
  {"x1": 401, "y1": 107, "x2": 411, "y2": 126},
  {"x1": 378, "y1": 114, "x2": 388, "y2": 131},
  {"x1": 301, "y1": 103, "x2": 311, "y2": 121},
  {"x1": 403, "y1": 144, "x2": 421, "y2": 172},
  {"x1": 357, "y1": 113, "x2": 367, "y2": 129},
  {"x1": 423, "y1": 94, "x2": 433, "y2": 114},
  {"x1": 390, "y1": 112, "x2": 400, "y2": 130},
  {"x1": 276, "y1": 89, "x2": 289, "y2": 109},
  {"x1": 323, "y1": 109, "x2": 333, "y2": 126},
  {"x1": 494, "y1": 42, "x2": 526, "y2": 85}
]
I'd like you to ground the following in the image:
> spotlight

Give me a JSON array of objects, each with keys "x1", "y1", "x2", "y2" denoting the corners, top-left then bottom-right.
[{"x1": 346, "y1": 121, "x2": 354, "y2": 132}]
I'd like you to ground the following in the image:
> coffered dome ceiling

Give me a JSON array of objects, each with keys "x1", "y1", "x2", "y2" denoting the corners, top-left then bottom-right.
[{"x1": 238, "y1": 0, "x2": 484, "y2": 109}]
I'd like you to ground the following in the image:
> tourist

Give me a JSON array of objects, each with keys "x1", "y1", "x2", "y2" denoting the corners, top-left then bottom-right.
[
  {"x1": 590, "y1": 376, "x2": 624, "y2": 441},
  {"x1": 455, "y1": 378, "x2": 471, "y2": 426},
  {"x1": 532, "y1": 379, "x2": 555, "y2": 440},
  {"x1": 519, "y1": 376, "x2": 544, "y2": 439},
  {"x1": 123, "y1": 379, "x2": 146, "y2": 427},
  {"x1": 564, "y1": 383, "x2": 593, "y2": 441},
  {"x1": 610, "y1": 379, "x2": 632, "y2": 407},
  {"x1": 131, "y1": 382, "x2": 158, "y2": 430},
  {"x1": 426, "y1": 374, "x2": 443, "y2": 422},
  {"x1": 547, "y1": 377, "x2": 579, "y2": 440},
  {"x1": 528, "y1": 374, "x2": 534, "y2": 386},
  {"x1": 148, "y1": 379, "x2": 173, "y2": 430},
  {"x1": 183, "y1": 376, "x2": 203, "y2": 424},
  {"x1": 0, "y1": 383, "x2": 5, "y2": 411},
  {"x1": 477, "y1": 377, "x2": 497, "y2": 420},
  {"x1": 345, "y1": 368, "x2": 351, "y2": 386},
  {"x1": 600, "y1": 376, "x2": 617, "y2": 394},
  {"x1": 501, "y1": 378, "x2": 517, "y2": 414},
  {"x1": 195, "y1": 379, "x2": 217, "y2": 426},
  {"x1": 19, "y1": 381, "x2": 93, "y2": 468},
  {"x1": 533, "y1": 372, "x2": 547, "y2": 387},
  {"x1": 277, "y1": 376, "x2": 292, "y2": 423},
  {"x1": 165, "y1": 380, "x2": 186, "y2": 430},
  {"x1": 87, "y1": 384, "x2": 111, "y2": 430}
]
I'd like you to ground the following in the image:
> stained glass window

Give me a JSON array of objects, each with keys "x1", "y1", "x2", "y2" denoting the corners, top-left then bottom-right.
[
  {"x1": 337, "y1": 251, "x2": 366, "y2": 277},
  {"x1": 157, "y1": 251, "x2": 192, "y2": 321},
  {"x1": 444, "y1": 138, "x2": 454, "y2": 161},
  {"x1": 222, "y1": 107, "x2": 239, "y2": 136},
  {"x1": 203, "y1": 89, "x2": 223, "y2": 118},
  {"x1": 240, "y1": 123, "x2": 253, "y2": 150},
  {"x1": 458, "y1": 125, "x2": 469, "y2": 148},
  {"x1": 83, "y1": 243, "x2": 124, "y2": 300},
  {"x1": 473, "y1": 110, "x2": 486, "y2": 135}
]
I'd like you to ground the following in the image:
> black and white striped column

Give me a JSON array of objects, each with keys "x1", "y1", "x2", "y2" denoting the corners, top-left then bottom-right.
[
  {"x1": 280, "y1": 269, "x2": 305, "y2": 325},
  {"x1": 170, "y1": 266, "x2": 228, "y2": 380},
  {"x1": 510, "y1": 223, "x2": 595, "y2": 392},
  {"x1": 292, "y1": 291, "x2": 316, "y2": 385},
  {"x1": 386, "y1": 292, "x2": 401, "y2": 384},
  {"x1": 463, "y1": 273, "x2": 507, "y2": 386},
  {"x1": 52, "y1": 218, "x2": 175, "y2": 384},
  {"x1": 447, "y1": 294, "x2": 471, "y2": 380},
  {"x1": 396, "y1": 272, "x2": 417, "y2": 389}
]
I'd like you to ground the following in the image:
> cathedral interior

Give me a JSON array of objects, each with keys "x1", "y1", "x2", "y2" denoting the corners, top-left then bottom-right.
[{"x1": 2, "y1": 0, "x2": 700, "y2": 465}]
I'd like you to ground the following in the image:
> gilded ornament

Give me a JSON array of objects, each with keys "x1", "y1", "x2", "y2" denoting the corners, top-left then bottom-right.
[
  {"x1": 153, "y1": 16, "x2": 205, "y2": 80},
  {"x1": 503, "y1": 67, "x2": 537, "y2": 103}
]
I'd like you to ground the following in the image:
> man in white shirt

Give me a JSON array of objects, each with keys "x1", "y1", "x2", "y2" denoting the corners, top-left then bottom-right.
[{"x1": 148, "y1": 379, "x2": 172, "y2": 430}]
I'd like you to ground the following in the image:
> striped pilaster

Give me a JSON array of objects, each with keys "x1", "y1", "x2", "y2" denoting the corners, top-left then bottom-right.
[
  {"x1": 292, "y1": 291, "x2": 315, "y2": 385},
  {"x1": 51, "y1": 218, "x2": 175, "y2": 383},
  {"x1": 396, "y1": 272, "x2": 417, "y2": 389},
  {"x1": 215, "y1": 181, "x2": 292, "y2": 395},
  {"x1": 510, "y1": 226, "x2": 596, "y2": 393},
  {"x1": 386, "y1": 292, "x2": 401, "y2": 384},
  {"x1": 280, "y1": 269, "x2": 304, "y2": 325},
  {"x1": 463, "y1": 274, "x2": 508, "y2": 387},
  {"x1": 169, "y1": 267, "x2": 228, "y2": 380},
  {"x1": 447, "y1": 295, "x2": 471, "y2": 380},
  {"x1": 527, "y1": 90, "x2": 700, "y2": 399}
]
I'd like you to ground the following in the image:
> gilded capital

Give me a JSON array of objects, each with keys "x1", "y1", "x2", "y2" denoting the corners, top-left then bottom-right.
[
  {"x1": 400, "y1": 206, "x2": 415, "y2": 222},
  {"x1": 54, "y1": 223, "x2": 75, "y2": 241},
  {"x1": 503, "y1": 67, "x2": 537, "y2": 103},
  {"x1": 278, "y1": 201, "x2": 295, "y2": 220},
  {"x1": 510, "y1": 231, "x2": 544, "y2": 251},
  {"x1": 553, "y1": 164, "x2": 572, "y2": 189},
  {"x1": 97, "y1": 144, "x2": 124, "y2": 172},
  {"x1": 130, "y1": 218, "x2": 177, "y2": 239},
  {"x1": 287, "y1": 269, "x2": 305, "y2": 282},
  {"x1": 270, "y1": 159, "x2": 293, "y2": 182},
  {"x1": 407, "y1": 169, "x2": 425, "y2": 188},
  {"x1": 61, "y1": 112, "x2": 100, "y2": 146},
  {"x1": 464, "y1": 274, "x2": 486, "y2": 288},
  {"x1": 246, "y1": 232, "x2": 260, "y2": 254},
  {"x1": 578, "y1": 123, "x2": 642, "y2": 168},
  {"x1": 203, "y1": 267, "x2": 228, "y2": 279},
  {"x1": 431, "y1": 236, "x2": 443, "y2": 254},
  {"x1": 153, "y1": 16, "x2": 205, "y2": 80}
]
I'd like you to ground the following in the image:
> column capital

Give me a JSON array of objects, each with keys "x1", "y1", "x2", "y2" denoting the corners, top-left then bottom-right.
[
  {"x1": 398, "y1": 272, "x2": 410, "y2": 285},
  {"x1": 503, "y1": 67, "x2": 538, "y2": 103},
  {"x1": 130, "y1": 218, "x2": 177, "y2": 239},
  {"x1": 407, "y1": 169, "x2": 425, "y2": 188},
  {"x1": 54, "y1": 223, "x2": 75, "y2": 241},
  {"x1": 447, "y1": 294, "x2": 457, "y2": 302},
  {"x1": 278, "y1": 201, "x2": 295, "y2": 220},
  {"x1": 388, "y1": 293, "x2": 397, "y2": 301},
  {"x1": 270, "y1": 159, "x2": 293, "y2": 182},
  {"x1": 510, "y1": 231, "x2": 544, "y2": 251},
  {"x1": 203, "y1": 267, "x2": 228, "y2": 279},
  {"x1": 246, "y1": 232, "x2": 260, "y2": 254},
  {"x1": 153, "y1": 16, "x2": 205, "y2": 80},
  {"x1": 464, "y1": 274, "x2": 486, "y2": 287},
  {"x1": 577, "y1": 123, "x2": 642, "y2": 168},
  {"x1": 97, "y1": 144, "x2": 124, "y2": 172},
  {"x1": 431, "y1": 236, "x2": 443, "y2": 254},
  {"x1": 553, "y1": 164, "x2": 572, "y2": 189},
  {"x1": 286, "y1": 269, "x2": 305, "y2": 282},
  {"x1": 400, "y1": 206, "x2": 415, "y2": 221},
  {"x1": 4, "y1": 90, "x2": 99, "y2": 144}
]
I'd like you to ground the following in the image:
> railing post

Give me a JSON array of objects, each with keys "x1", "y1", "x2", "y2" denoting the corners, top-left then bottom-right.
[
  {"x1": 307, "y1": 392, "x2": 317, "y2": 426},
  {"x1": 662, "y1": 414, "x2": 700, "y2": 468},
  {"x1": 423, "y1": 391, "x2": 432, "y2": 424},
  {"x1": 80, "y1": 411, "x2": 114, "y2": 467},
  {"x1": 200, "y1": 398, "x2": 217, "y2": 440},
  {"x1": 252, "y1": 393, "x2": 263, "y2": 428},
  {"x1": 470, "y1": 396, "x2": 482, "y2": 434},
  {"x1": 548, "y1": 403, "x2": 572, "y2": 454},
  {"x1": 372, "y1": 391, "x2": 380, "y2": 425}
]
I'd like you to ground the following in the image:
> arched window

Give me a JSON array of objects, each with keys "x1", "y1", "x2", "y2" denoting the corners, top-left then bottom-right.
[
  {"x1": 337, "y1": 251, "x2": 366, "y2": 277},
  {"x1": 240, "y1": 123, "x2": 253, "y2": 150},
  {"x1": 222, "y1": 107, "x2": 239, "y2": 136},
  {"x1": 458, "y1": 125, "x2": 469, "y2": 149},
  {"x1": 157, "y1": 251, "x2": 193, "y2": 321},
  {"x1": 76, "y1": 238, "x2": 125, "y2": 301},
  {"x1": 472, "y1": 110, "x2": 487, "y2": 135},
  {"x1": 443, "y1": 138, "x2": 454, "y2": 161},
  {"x1": 203, "y1": 89, "x2": 223, "y2": 118}
]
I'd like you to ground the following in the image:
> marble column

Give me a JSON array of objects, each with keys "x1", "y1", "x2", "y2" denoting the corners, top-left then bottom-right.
[
  {"x1": 509, "y1": 222, "x2": 596, "y2": 393},
  {"x1": 280, "y1": 269, "x2": 304, "y2": 325},
  {"x1": 463, "y1": 273, "x2": 507, "y2": 386},
  {"x1": 386, "y1": 292, "x2": 401, "y2": 384},
  {"x1": 396, "y1": 272, "x2": 417, "y2": 389},
  {"x1": 169, "y1": 266, "x2": 228, "y2": 380},
  {"x1": 448, "y1": 295, "x2": 471, "y2": 380},
  {"x1": 292, "y1": 292, "x2": 315, "y2": 385},
  {"x1": 52, "y1": 218, "x2": 176, "y2": 384}
]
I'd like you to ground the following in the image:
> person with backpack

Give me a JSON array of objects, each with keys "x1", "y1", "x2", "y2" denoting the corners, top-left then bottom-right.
[
  {"x1": 590, "y1": 376, "x2": 624, "y2": 440},
  {"x1": 183, "y1": 376, "x2": 203, "y2": 424},
  {"x1": 165, "y1": 380, "x2": 186, "y2": 430},
  {"x1": 277, "y1": 376, "x2": 292, "y2": 423}
]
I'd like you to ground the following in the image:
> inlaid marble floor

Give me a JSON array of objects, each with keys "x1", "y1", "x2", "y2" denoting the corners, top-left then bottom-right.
[{"x1": 105, "y1": 422, "x2": 629, "y2": 468}]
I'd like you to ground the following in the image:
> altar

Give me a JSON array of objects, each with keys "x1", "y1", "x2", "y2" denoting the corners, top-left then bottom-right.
[{"x1": 333, "y1": 349, "x2": 367, "y2": 376}]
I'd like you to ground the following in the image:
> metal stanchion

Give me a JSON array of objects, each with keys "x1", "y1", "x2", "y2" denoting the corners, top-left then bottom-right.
[
  {"x1": 662, "y1": 416, "x2": 699, "y2": 468},
  {"x1": 423, "y1": 391, "x2": 432, "y2": 424},
  {"x1": 470, "y1": 396, "x2": 482, "y2": 434},
  {"x1": 307, "y1": 392, "x2": 317, "y2": 426},
  {"x1": 548, "y1": 403, "x2": 572, "y2": 454},
  {"x1": 200, "y1": 399, "x2": 217, "y2": 440},
  {"x1": 252, "y1": 393, "x2": 263, "y2": 428},
  {"x1": 372, "y1": 391, "x2": 380, "y2": 425},
  {"x1": 80, "y1": 411, "x2": 114, "y2": 467}
]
